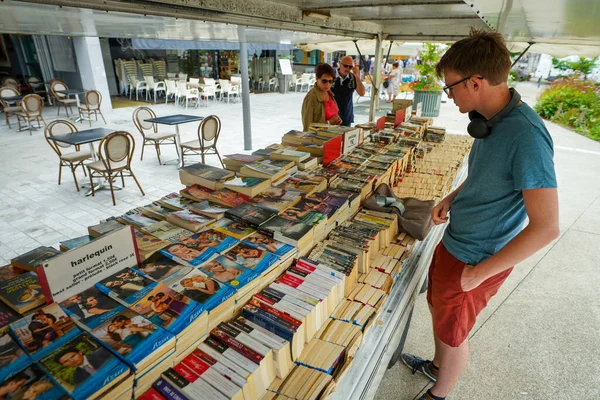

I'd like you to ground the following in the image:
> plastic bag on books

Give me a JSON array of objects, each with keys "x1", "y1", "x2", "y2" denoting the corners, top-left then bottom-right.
[{"x1": 362, "y1": 184, "x2": 434, "y2": 240}]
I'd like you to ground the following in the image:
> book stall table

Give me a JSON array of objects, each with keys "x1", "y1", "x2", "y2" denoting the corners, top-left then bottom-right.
[
  {"x1": 332, "y1": 160, "x2": 468, "y2": 400},
  {"x1": 47, "y1": 127, "x2": 114, "y2": 196},
  {"x1": 145, "y1": 114, "x2": 204, "y2": 168}
]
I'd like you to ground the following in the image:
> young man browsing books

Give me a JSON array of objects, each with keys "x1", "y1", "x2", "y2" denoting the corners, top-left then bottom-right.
[{"x1": 401, "y1": 29, "x2": 559, "y2": 400}]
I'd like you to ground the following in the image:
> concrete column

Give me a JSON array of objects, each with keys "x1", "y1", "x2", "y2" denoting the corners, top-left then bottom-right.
[
  {"x1": 238, "y1": 26, "x2": 252, "y2": 150},
  {"x1": 369, "y1": 33, "x2": 383, "y2": 122},
  {"x1": 72, "y1": 36, "x2": 113, "y2": 110}
]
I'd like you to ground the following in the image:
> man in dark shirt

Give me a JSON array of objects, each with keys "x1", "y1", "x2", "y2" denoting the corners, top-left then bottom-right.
[{"x1": 331, "y1": 56, "x2": 366, "y2": 126}]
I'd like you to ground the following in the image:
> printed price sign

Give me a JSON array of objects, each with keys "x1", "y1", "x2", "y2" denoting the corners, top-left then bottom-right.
[{"x1": 38, "y1": 226, "x2": 140, "y2": 303}]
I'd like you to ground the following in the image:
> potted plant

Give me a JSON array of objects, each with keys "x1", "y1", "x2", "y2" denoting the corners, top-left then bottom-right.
[{"x1": 410, "y1": 43, "x2": 445, "y2": 117}]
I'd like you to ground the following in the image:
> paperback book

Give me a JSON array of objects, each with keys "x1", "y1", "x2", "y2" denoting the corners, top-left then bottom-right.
[
  {"x1": 96, "y1": 268, "x2": 157, "y2": 305},
  {"x1": 162, "y1": 268, "x2": 235, "y2": 313},
  {"x1": 58, "y1": 236, "x2": 95, "y2": 252},
  {"x1": 10, "y1": 247, "x2": 61, "y2": 272},
  {"x1": 222, "y1": 242, "x2": 280, "y2": 275},
  {"x1": 158, "y1": 193, "x2": 196, "y2": 211},
  {"x1": 133, "y1": 229, "x2": 171, "y2": 261},
  {"x1": 199, "y1": 255, "x2": 260, "y2": 289},
  {"x1": 179, "y1": 184, "x2": 214, "y2": 202},
  {"x1": 165, "y1": 210, "x2": 215, "y2": 233},
  {"x1": 224, "y1": 203, "x2": 277, "y2": 229},
  {"x1": 141, "y1": 221, "x2": 194, "y2": 244},
  {"x1": 178, "y1": 229, "x2": 240, "y2": 254},
  {"x1": 247, "y1": 186, "x2": 304, "y2": 213},
  {"x1": 208, "y1": 188, "x2": 252, "y2": 208},
  {"x1": 242, "y1": 232, "x2": 296, "y2": 260},
  {"x1": 138, "y1": 202, "x2": 171, "y2": 221},
  {"x1": 217, "y1": 176, "x2": 271, "y2": 198},
  {"x1": 127, "y1": 283, "x2": 204, "y2": 337},
  {"x1": 187, "y1": 200, "x2": 230, "y2": 220},
  {"x1": 38, "y1": 331, "x2": 130, "y2": 400},
  {"x1": 0, "y1": 300, "x2": 21, "y2": 334},
  {"x1": 10, "y1": 303, "x2": 81, "y2": 361},
  {"x1": 159, "y1": 242, "x2": 217, "y2": 267},
  {"x1": 87, "y1": 219, "x2": 124, "y2": 238},
  {"x1": 137, "y1": 253, "x2": 193, "y2": 282},
  {"x1": 0, "y1": 272, "x2": 46, "y2": 314},
  {"x1": 0, "y1": 362, "x2": 69, "y2": 400},
  {"x1": 179, "y1": 163, "x2": 235, "y2": 190},
  {"x1": 58, "y1": 286, "x2": 124, "y2": 327},
  {"x1": 118, "y1": 211, "x2": 157, "y2": 229},
  {"x1": 211, "y1": 218, "x2": 256, "y2": 240},
  {"x1": 84, "y1": 309, "x2": 175, "y2": 372},
  {"x1": 0, "y1": 332, "x2": 30, "y2": 382}
]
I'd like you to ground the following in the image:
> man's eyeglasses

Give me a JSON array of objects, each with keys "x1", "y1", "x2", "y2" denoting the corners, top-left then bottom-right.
[
  {"x1": 443, "y1": 75, "x2": 483, "y2": 95},
  {"x1": 340, "y1": 63, "x2": 353, "y2": 69},
  {"x1": 320, "y1": 79, "x2": 334, "y2": 84}
]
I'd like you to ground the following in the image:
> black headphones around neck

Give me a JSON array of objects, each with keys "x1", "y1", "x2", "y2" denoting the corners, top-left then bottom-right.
[{"x1": 467, "y1": 88, "x2": 521, "y2": 139}]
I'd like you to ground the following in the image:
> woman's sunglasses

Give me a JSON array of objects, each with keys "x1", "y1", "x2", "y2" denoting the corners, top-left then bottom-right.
[{"x1": 320, "y1": 79, "x2": 334, "y2": 84}]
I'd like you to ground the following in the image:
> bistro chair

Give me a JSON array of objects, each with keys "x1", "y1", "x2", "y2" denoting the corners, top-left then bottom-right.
[
  {"x1": 228, "y1": 84, "x2": 240, "y2": 103},
  {"x1": 50, "y1": 81, "x2": 77, "y2": 116},
  {"x1": 78, "y1": 90, "x2": 107, "y2": 127},
  {"x1": 132, "y1": 107, "x2": 177, "y2": 165},
  {"x1": 180, "y1": 115, "x2": 224, "y2": 168},
  {"x1": 16, "y1": 94, "x2": 46, "y2": 135},
  {"x1": 219, "y1": 80, "x2": 231, "y2": 101},
  {"x1": 1, "y1": 77, "x2": 20, "y2": 90},
  {"x1": 45, "y1": 120, "x2": 92, "y2": 192},
  {"x1": 27, "y1": 77, "x2": 48, "y2": 102},
  {"x1": 86, "y1": 131, "x2": 145, "y2": 206},
  {"x1": 0, "y1": 86, "x2": 22, "y2": 129},
  {"x1": 268, "y1": 77, "x2": 278, "y2": 92},
  {"x1": 178, "y1": 73, "x2": 188, "y2": 82},
  {"x1": 201, "y1": 85, "x2": 216, "y2": 106}
]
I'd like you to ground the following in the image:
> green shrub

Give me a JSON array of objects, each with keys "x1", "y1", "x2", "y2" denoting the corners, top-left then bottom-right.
[{"x1": 534, "y1": 78, "x2": 600, "y2": 140}]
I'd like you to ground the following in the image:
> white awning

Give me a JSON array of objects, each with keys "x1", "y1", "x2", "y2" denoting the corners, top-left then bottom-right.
[
  {"x1": 132, "y1": 39, "x2": 297, "y2": 51},
  {"x1": 298, "y1": 40, "x2": 421, "y2": 57}
]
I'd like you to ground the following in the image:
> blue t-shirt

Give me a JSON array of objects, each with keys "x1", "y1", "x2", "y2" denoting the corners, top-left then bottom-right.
[{"x1": 442, "y1": 103, "x2": 557, "y2": 265}]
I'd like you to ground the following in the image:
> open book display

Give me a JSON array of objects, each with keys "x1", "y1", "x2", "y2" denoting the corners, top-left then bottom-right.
[{"x1": 1, "y1": 118, "x2": 473, "y2": 400}]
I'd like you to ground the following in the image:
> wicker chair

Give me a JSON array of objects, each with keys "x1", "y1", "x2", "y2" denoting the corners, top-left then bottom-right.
[
  {"x1": 27, "y1": 77, "x2": 48, "y2": 102},
  {"x1": 50, "y1": 81, "x2": 77, "y2": 116},
  {"x1": 16, "y1": 94, "x2": 46, "y2": 135},
  {"x1": 180, "y1": 115, "x2": 224, "y2": 168},
  {"x1": 0, "y1": 86, "x2": 22, "y2": 129},
  {"x1": 45, "y1": 120, "x2": 92, "y2": 191},
  {"x1": 86, "y1": 131, "x2": 145, "y2": 206},
  {"x1": 133, "y1": 107, "x2": 177, "y2": 165},
  {"x1": 1, "y1": 77, "x2": 19, "y2": 90},
  {"x1": 78, "y1": 90, "x2": 107, "y2": 126}
]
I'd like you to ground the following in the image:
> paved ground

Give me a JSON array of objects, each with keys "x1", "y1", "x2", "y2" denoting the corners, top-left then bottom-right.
[{"x1": 0, "y1": 82, "x2": 598, "y2": 399}]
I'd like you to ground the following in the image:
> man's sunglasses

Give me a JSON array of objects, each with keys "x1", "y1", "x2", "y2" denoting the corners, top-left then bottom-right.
[
  {"x1": 320, "y1": 79, "x2": 334, "y2": 84},
  {"x1": 340, "y1": 63, "x2": 353, "y2": 69},
  {"x1": 443, "y1": 75, "x2": 483, "y2": 95}
]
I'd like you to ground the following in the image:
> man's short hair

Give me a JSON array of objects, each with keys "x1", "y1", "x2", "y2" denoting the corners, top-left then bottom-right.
[
  {"x1": 315, "y1": 63, "x2": 335, "y2": 79},
  {"x1": 54, "y1": 347, "x2": 80, "y2": 364},
  {"x1": 435, "y1": 28, "x2": 511, "y2": 85}
]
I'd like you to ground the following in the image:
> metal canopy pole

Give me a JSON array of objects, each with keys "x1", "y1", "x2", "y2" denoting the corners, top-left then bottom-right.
[
  {"x1": 369, "y1": 33, "x2": 383, "y2": 122},
  {"x1": 238, "y1": 26, "x2": 252, "y2": 150},
  {"x1": 511, "y1": 42, "x2": 534, "y2": 68}
]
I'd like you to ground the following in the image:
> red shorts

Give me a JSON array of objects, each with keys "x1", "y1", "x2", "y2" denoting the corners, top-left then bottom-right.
[{"x1": 427, "y1": 242, "x2": 513, "y2": 347}]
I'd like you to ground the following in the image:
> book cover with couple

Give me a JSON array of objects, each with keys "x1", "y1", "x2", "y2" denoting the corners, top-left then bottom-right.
[
  {"x1": 221, "y1": 242, "x2": 280, "y2": 276},
  {"x1": 198, "y1": 255, "x2": 259, "y2": 289},
  {"x1": 0, "y1": 332, "x2": 31, "y2": 383},
  {"x1": 9, "y1": 303, "x2": 81, "y2": 361},
  {"x1": 242, "y1": 232, "x2": 296, "y2": 260},
  {"x1": 161, "y1": 268, "x2": 235, "y2": 313},
  {"x1": 0, "y1": 362, "x2": 69, "y2": 400}
]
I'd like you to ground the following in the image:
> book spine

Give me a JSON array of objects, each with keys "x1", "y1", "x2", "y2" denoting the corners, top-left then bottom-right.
[
  {"x1": 218, "y1": 322, "x2": 270, "y2": 356},
  {"x1": 241, "y1": 307, "x2": 295, "y2": 342},
  {"x1": 208, "y1": 335, "x2": 259, "y2": 374},
  {"x1": 163, "y1": 368, "x2": 190, "y2": 389},
  {"x1": 210, "y1": 328, "x2": 264, "y2": 365},
  {"x1": 248, "y1": 298, "x2": 301, "y2": 328},
  {"x1": 138, "y1": 388, "x2": 168, "y2": 400},
  {"x1": 193, "y1": 349, "x2": 248, "y2": 388},
  {"x1": 198, "y1": 342, "x2": 252, "y2": 379},
  {"x1": 235, "y1": 317, "x2": 288, "y2": 349},
  {"x1": 154, "y1": 378, "x2": 189, "y2": 400},
  {"x1": 270, "y1": 282, "x2": 320, "y2": 307},
  {"x1": 183, "y1": 353, "x2": 243, "y2": 398}
]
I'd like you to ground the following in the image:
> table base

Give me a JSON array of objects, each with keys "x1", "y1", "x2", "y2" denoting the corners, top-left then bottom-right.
[{"x1": 83, "y1": 180, "x2": 123, "y2": 197}]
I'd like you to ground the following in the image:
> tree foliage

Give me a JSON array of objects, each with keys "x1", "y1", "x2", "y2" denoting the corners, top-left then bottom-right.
[{"x1": 551, "y1": 56, "x2": 599, "y2": 79}]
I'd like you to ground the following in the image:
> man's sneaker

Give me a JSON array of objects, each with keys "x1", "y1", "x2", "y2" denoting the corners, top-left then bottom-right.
[{"x1": 400, "y1": 353, "x2": 438, "y2": 382}]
